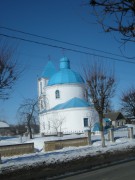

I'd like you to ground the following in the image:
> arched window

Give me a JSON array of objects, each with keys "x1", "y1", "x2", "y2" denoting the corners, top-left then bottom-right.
[{"x1": 55, "y1": 90, "x2": 60, "y2": 99}]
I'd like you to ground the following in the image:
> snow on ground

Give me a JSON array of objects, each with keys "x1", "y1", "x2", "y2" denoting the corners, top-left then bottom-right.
[
  {"x1": 0, "y1": 136, "x2": 23, "y2": 146},
  {"x1": 0, "y1": 125, "x2": 135, "y2": 173},
  {"x1": 26, "y1": 134, "x2": 87, "y2": 152}
]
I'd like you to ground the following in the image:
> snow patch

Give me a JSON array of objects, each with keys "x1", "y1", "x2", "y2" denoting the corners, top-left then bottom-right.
[{"x1": 0, "y1": 127, "x2": 135, "y2": 173}]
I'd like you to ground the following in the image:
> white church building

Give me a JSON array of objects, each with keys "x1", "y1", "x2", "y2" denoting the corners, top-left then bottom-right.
[{"x1": 38, "y1": 57, "x2": 99, "y2": 135}]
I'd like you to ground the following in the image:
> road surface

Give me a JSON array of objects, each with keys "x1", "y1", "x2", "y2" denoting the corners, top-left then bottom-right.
[{"x1": 61, "y1": 160, "x2": 135, "y2": 180}]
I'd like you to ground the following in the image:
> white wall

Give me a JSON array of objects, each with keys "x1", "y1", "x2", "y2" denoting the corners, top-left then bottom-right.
[
  {"x1": 38, "y1": 78, "x2": 48, "y2": 96},
  {"x1": 45, "y1": 84, "x2": 86, "y2": 110},
  {"x1": 40, "y1": 107, "x2": 99, "y2": 135},
  {"x1": 112, "y1": 119, "x2": 126, "y2": 127},
  {"x1": 38, "y1": 78, "x2": 49, "y2": 111}
]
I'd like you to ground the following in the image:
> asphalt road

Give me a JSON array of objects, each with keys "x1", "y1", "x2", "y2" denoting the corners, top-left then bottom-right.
[{"x1": 61, "y1": 160, "x2": 135, "y2": 180}]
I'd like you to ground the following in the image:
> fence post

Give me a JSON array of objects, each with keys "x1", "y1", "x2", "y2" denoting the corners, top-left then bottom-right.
[
  {"x1": 0, "y1": 154, "x2": 2, "y2": 164},
  {"x1": 57, "y1": 132, "x2": 63, "y2": 137},
  {"x1": 20, "y1": 135, "x2": 22, "y2": 143},
  {"x1": 41, "y1": 133, "x2": 45, "y2": 137},
  {"x1": 0, "y1": 154, "x2": 2, "y2": 174},
  {"x1": 108, "y1": 129, "x2": 114, "y2": 142},
  {"x1": 128, "y1": 127, "x2": 134, "y2": 139},
  {"x1": 108, "y1": 130, "x2": 110, "y2": 141}
]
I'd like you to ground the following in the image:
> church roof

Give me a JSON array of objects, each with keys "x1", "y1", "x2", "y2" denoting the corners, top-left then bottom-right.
[
  {"x1": 50, "y1": 97, "x2": 90, "y2": 111},
  {"x1": 41, "y1": 61, "x2": 57, "y2": 79},
  {"x1": 48, "y1": 57, "x2": 84, "y2": 86}
]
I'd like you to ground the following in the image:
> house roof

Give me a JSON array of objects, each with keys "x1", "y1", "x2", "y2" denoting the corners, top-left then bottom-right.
[
  {"x1": 0, "y1": 121, "x2": 9, "y2": 128},
  {"x1": 48, "y1": 57, "x2": 84, "y2": 86},
  {"x1": 104, "y1": 112, "x2": 125, "y2": 121}
]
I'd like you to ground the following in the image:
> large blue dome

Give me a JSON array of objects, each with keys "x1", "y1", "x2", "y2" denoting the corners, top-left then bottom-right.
[{"x1": 48, "y1": 57, "x2": 84, "y2": 86}]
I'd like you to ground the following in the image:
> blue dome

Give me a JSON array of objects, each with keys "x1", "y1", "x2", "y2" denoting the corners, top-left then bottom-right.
[{"x1": 48, "y1": 57, "x2": 84, "y2": 86}]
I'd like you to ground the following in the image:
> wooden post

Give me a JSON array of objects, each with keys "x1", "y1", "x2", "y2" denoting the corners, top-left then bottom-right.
[
  {"x1": 108, "y1": 130, "x2": 110, "y2": 141},
  {"x1": 109, "y1": 129, "x2": 114, "y2": 142},
  {"x1": 57, "y1": 132, "x2": 63, "y2": 137},
  {"x1": 20, "y1": 135, "x2": 22, "y2": 143},
  {"x1": 0, "y1": 154, "x2": 2, "y2": 164},
  {"x1": 128, "y1": 127, "x2": 134, "y2": 139},
  {"x1": 41, "y1": 133, "x2": 44, "y2": 137}
]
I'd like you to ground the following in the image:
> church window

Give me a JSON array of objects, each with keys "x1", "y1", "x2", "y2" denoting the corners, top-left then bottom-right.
[
  {"x1": 84, "y1": 118, "x2": 88, "y2": 127},
  {"x1": 55, "y1": 90, "x2": 60, "y2": 99}
]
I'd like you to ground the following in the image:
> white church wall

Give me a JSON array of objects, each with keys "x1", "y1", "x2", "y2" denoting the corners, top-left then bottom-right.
[
  {"x1": 38, "y1": 78, "x2": 49, "y2": 96},
  {"x1": 40, "y1": 107, "x2": 99, "y2": 135},
  {"x1": 38, "y1": 78, "x2": 49, "y2": 111},
  {"x1": 45, "y1": 84, "x2": 86, "y2": 110},
  {"x1": 39, "y1": 114, "x2": 45, "y2": 133}
]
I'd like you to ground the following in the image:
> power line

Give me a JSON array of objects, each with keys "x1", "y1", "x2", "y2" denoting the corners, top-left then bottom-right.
[
  {"x1": 0, "y1": 33, "x2": 135, "y2": 65},
  {"x1": 0, "y1": 26, "x2": 130, "y2": 59}
]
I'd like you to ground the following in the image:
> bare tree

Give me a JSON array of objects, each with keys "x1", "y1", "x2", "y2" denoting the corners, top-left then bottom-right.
[
  {"x1": 17, "y1": 98, "x2": 39, "y2": 139},
  {"x1": 0, "y1": 41, "x2": 21, "y2": 99},
  {"x1": 121, "y1": 87, "x2": 135, "y2": 117},
  {"x1": 89, "y1": 0, "x2": 135, "y2": 43},
  {"x1": 104, "y1": 99, "x2": 114, "y2": 113},
  {"x1": 86, "y1": 107, "x2": 99, "y2": 130},
  {"x1": 85, "y1": 108, "x2": 99, "y2": 144},
  {"x1": 83, "y1": 62, "x2": 116, "y2": 147},
  {"x1": 48, "y1": 112, "x2": 65, "y2": 135}
]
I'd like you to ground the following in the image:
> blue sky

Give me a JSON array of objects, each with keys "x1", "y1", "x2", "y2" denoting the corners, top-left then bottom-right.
[{"x1": 0, "y1": 0, "x2": 135, "y2": 124}]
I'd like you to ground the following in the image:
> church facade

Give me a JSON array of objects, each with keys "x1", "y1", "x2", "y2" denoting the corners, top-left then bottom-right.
[{"x1": 38, "y1": 57, "x2": 99, "y2": 135}]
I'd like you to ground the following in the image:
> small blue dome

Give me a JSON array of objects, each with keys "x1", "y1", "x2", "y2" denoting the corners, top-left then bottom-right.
[
  {"x1": 48, "y1": 57, "x2": 84, "y2": 86},
  {"x1": 60, "y1": 57, "x2": 70, "y2": 69}
]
